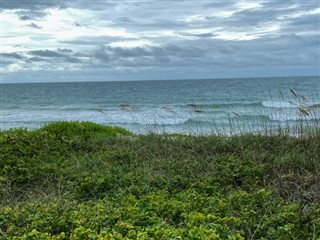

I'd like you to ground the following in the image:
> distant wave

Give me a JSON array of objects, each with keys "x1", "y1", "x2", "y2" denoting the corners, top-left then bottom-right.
[
  {"x1": 269, "y1": 113, "x2": 320, "y2": 122},
  {"x1": 308, "y1": 103, "x2": 320, "y2": 109},
  {"x1": 230, "y1": 114, "x2": 271, "y2": 121},
  {"x1": 2, "y1": 100, "x2": 319, "y2": 131},
  {"x1": 103, "y1": 117, "x2": 189, "y2": 126},
  {"x1": 3, "y1": 105, "x2": 23, "y2": 110},
  {"x1": 261, "y1": 101, "x2": 297, "y2": 108},
  {"x1": 261, "y1": 100, "x2": 320, "y2": 109},
  {"x1": 182, "y1": 102, "x2": 261, "y2": 109}
]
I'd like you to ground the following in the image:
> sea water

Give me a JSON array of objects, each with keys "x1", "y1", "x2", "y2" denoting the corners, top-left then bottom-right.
[{"x1": 1, "y1": 76, "x2": 319, "y2": 135}]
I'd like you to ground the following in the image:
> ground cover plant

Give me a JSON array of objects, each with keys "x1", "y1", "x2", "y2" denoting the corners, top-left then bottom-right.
[{"x1": 0, "y1": 121, "x2": 319, "y2": 239}]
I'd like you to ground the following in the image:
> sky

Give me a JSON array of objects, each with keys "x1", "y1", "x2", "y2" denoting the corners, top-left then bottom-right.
[{"x1": 1, "y1": 0, "x2": 320, "y2": 83}]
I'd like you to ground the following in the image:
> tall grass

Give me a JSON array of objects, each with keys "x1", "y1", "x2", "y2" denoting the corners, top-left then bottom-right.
[{"x1": 103, "y1": 88, "x2": 319, "y2": 137}]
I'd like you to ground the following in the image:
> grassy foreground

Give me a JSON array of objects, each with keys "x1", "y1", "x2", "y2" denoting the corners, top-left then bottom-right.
[{"x1": 0, "y1": 122, "x2": 319, "y2": 239}]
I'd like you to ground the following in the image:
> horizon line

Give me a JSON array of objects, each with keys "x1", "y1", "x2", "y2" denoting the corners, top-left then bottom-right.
[{"x1": 1, "y1": 74, "x2": 319, "y2": 85}]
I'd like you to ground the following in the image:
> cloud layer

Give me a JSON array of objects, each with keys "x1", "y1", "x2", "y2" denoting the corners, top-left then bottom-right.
[{"x1": 1, "y1": 0, "x2": 319, "y2": 82}]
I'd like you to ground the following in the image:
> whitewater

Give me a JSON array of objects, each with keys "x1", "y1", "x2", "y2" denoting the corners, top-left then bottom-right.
[{"x1": 1, "y1": 76, "x2": 319, "y2": 134}]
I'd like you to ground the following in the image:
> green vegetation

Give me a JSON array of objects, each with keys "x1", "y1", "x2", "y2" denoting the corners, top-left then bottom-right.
[{"x1": 0, "y1": 121, "x2": 319, "y2": 239}]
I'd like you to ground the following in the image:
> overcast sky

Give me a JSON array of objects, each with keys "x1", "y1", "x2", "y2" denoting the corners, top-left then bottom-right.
[{"x1": 1, "y1": 0, "x2": 320, "y2": 82}]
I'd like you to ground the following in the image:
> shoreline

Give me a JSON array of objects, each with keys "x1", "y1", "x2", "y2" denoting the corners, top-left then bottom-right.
[{"x1": 1, "y1": 120, "x2": 319, "y2": 138}]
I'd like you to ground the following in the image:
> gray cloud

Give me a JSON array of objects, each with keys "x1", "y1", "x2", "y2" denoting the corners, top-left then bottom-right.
[
  {"x1": 19, "y1": 15, "x2": 32, "y2": 21},
  {"x1": 64, "y1": 56, "x2": 82, "y2": 63},
  {"x1": 92, "y1": 42, "x2": 230, "y2": 70},
  {"x1": 1, "y1": 0, "x2": 319, "y2": 80},
  {"x1": 179, "y1": 32, "x2": 216, "y2": 38},
  {"x1": 1, "y1": 52, "x2": 24, "y2": 59},
  {"x1": 262, "y1": 0, "x2": 316, "y2": 11},
  {"x1": 203, "y1": 2, "x2": 237, "y2": 9},
  {"x1": 17, "y1": 10, "x2": 47, "y2": 20},
  {"x1": 58, "y1": 48, "x2": 73, "y2": 53},
  {"x1": 87, "y1": 29, "x2": 319, "y2": 75},
  {"x1": 27, "y1": 22, "x2": 41, "y2": 29},
  {"x1": 117, "y1": 17, "x2": 137, "y2": 23},
  {"x1": 69, "y1": 1, "x2": 117, "y2": 11},
  {"x1": 110, "y1": 46, "x2": 153, "y2": 58},
  {"x1": 227, "y1": 1, "x2": 318, "y2": 28},
  {"x1": 94, "y1": 44, "x2": 205, "y2": 63},
  {"x1": 286, "y1": 13, "x2": 320, "y2": 28},
  {"x1": 60, "y1": 36, "x2": 123, "y2": 46},
  {"x1": 28, "y1": 56, "x2": 46, "y2": 62},
  {"x1": 1, "y1": 1, "x2": 69, "y2": 10},
  {"x1": 27, "y1": 49, "x2": 83, "y2": 64},
  {"x1": 30, "y1": 50, "x2": 65, "y2": 58}
]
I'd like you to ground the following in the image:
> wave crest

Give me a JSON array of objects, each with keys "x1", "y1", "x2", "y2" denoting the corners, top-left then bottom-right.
[{"x1": 261, "y1": 101, "x2": 297, "y2": 108}]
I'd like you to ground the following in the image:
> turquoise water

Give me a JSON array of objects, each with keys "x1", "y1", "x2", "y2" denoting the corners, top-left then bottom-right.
[{"x1": 1, "y1": 76, "x2": 319, "y2": 134}]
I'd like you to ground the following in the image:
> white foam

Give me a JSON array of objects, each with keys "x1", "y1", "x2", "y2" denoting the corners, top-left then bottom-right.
[
  {"x1": 269, "y1": 111, "x2": 319, "y2": 121},
  {"x1": 261, "y1": 100, "x2": 297, "y2": 109}
]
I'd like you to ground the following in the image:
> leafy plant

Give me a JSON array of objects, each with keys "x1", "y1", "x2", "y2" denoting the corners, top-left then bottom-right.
[{"x1": 0, "y1": 122, "x2": 319, "y2": 239}]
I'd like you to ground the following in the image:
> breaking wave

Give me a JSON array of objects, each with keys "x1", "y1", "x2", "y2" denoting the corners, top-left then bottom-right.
[{"x1": 261, "y1": 101, "x2": 297, "y2": 108}]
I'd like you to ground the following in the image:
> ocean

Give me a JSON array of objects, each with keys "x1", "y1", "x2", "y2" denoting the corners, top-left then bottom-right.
[{"x1": 1, "y1": 76, "x2": 320, "y2": 135}]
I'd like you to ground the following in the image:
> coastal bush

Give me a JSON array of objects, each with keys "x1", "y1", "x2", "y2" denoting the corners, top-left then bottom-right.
[
  {"x1": 39, "y1": 121, "x2": 131, "y2": 138},
  {"x1": 0, "y1": 122, "x2": 319, "y2": 239}
]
